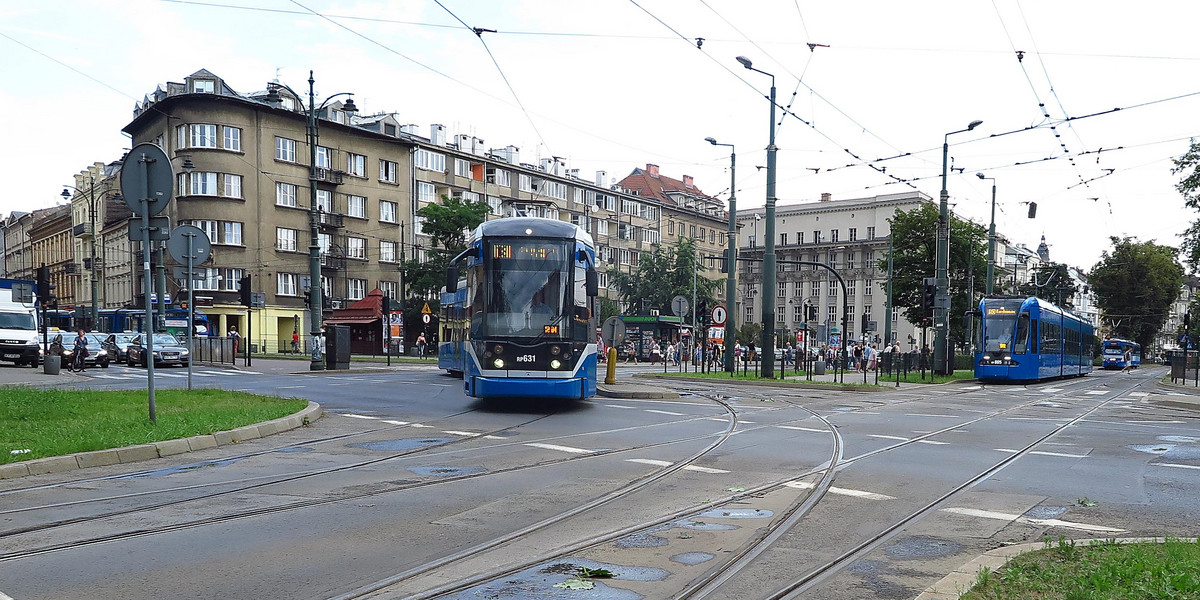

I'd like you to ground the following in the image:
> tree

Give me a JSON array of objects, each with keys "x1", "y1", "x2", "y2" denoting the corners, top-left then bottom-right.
[
  {"x1": 1017, "y1": 263, "x2": 1077, "y2": 307},
  {"x1": 1088, "y1": 236, "x2": 1184, "y2": 348},
  {"x1": 737, "y1": 322, "x2": 762, "y2": 346},
  {"x1": 597, "y1": 297, "x2": 622, "y2": 323},
  {"x1": 607, "y1": 237, "x2": 720, "y2": 316},
  {"x1": 881, "y1": 203, "x2": 988, "y2": 348},
  {"x1": 1171, "y1": 138, "x2": 1200, "y2": 270},
  {"x1": 399, "y1": 194, "x2": 490, "y2": 299}
]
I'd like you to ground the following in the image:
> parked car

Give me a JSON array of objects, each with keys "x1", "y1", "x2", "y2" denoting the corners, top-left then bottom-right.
[
  {"x1": 100, "y1": 332, "x2": 138, "y2": 363},
  {"x1": 60, "y1": 333, "x2": 111, "y2": 368},
  {"x1": 126, "y1": 333, "x2": 190, "y2": 367}
]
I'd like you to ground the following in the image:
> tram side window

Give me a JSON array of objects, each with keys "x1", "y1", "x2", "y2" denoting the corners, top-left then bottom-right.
[
  {"x1": 1014, "y1": 313, "x2": 1029, "y2": 353},
  {"x1": 468, "y1": 264, "x2": 485, "y2": 338},
  {"x1": 1029, "y1": 320, "x2": 1038, "y2": 354},
  {"x1": 1042, "y1": 321, "x2": 1061, "y2": 354},
  {"x1": 571, "y1": 257, "x2": 589, "y2": 341}
]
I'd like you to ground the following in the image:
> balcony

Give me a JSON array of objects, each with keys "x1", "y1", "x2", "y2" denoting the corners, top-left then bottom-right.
[
  {"x1": 313, "y1": 167, "x2": 345, "y2": 185},
  {"x1": 317, "y1": 211, "x2": 344, "y2": 229},
  {"x1": 320, "y1": 249, "x2": 346, "y2": 272},
  {"x1": 72, "y1": 222, "x2": 94, "y2": 238}
]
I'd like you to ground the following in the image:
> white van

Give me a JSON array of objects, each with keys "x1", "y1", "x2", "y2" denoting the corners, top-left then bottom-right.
[{"x1": 0, "y1": 280, "x2": 41, "y2": 367}]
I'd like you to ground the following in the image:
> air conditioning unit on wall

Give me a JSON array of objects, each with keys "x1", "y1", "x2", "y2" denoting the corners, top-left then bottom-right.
[{"x1": 330, "y1": 300, "x2": 343, "y2": 309}]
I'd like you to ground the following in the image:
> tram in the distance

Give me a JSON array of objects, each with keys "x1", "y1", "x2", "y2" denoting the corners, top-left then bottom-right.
[
  {"x1": 440, "y1": 218, "x2": 599, "y2": 400},
  {"x1": 1101, "y1": 337, "x2": 1141, "y2": 370},
  {"x1": 974, "y1": 296, "x2": 1095, "y2": 382}
]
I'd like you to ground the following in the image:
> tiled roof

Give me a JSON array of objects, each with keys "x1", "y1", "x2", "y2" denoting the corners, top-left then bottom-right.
[{"x1": 618, "y1": 167, "x2": 712, "y2": 204}]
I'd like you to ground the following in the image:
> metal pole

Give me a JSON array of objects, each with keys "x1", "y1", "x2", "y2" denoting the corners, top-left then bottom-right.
[
  {"x1": 936, "y1": 121, "x2": 981, "y2": 375},
  {"x1": 307, "y1": 71, "x2": 325, "y2": 371},
  {"x1": 761, "y1": 77, "x2": 778, "y2": 378},
  {"x1": 987, "y1": 180, "x2": 997, "y2": 295},
  {"x1": 89, "y1": 175, "x2": 99, "y2": 332},
  {"x1": 884, "y1": 234, "x2": 894, "y2": 347},
  {"x1": 723, "y1": 146, "x2": 737, "y2": 373},
  {"x1": 186, "y1": 232, "x2": 195, "y2": 391},
  {"x1": 138, "y1": 154, "x2": 157, "y2": 424}
]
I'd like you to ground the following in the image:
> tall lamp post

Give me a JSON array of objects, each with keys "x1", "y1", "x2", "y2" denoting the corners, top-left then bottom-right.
[
  {"x1": 736, "y1": 55, "x2": 779, "y2": 378},
  {"x1": 975, "y1": 172, "x2": 997, "y2": 296},
  {"x1": 61, "y1": 175, "x2": 113, "y2": 332},
  {"x1": 935, "y1": 119, "x2": 982, "y2": 375},
  {"x1": 266, "y1": 71, "x2": 358, "y2": 371},
  {"x1": 706, "y1": 137, "x2": 738, "y2": 373}
]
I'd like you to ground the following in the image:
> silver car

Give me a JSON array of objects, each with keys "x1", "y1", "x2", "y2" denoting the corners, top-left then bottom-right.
[{"x1": 126, "y1": 333, "x2": 191, "y2": 367}]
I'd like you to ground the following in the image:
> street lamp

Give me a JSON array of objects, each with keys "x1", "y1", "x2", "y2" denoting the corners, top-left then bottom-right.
[
  {"x1": 736, "y1": 55, "x2": 779, "y2": 377},
  {"x1": 706, "y1": 136, "x2": 738, "y2": 373},
  {"x1": 935, "y1": 119, "x2": 982, "y2": 376},
  {"x1": 61, "y1": 176, "x2": 115, "y2": 332},
  {"x1": 265, "y1": 71, "x2": 358, "y2": 371},
  {"x1": 975, "y1": 172, "x2": 997, "y2": 296}
]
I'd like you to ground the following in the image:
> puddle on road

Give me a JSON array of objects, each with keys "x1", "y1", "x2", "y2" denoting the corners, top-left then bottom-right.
[
  {"x1": 349, "y1": 438, "x2": 452, "y2": 451},
  {"x1": 885, "y1": 536, "x2": 962, "y2": 559},
  {"x1": 408, "y1": 466, "x2": 486, "y2": 477},
  {"x1": 1158, "y1": 435, "x2": 1199, "y2": 444},
  {"x1": 1024, "y1": 505, "x2": 1068, "y2": 519},
  {"x1": 696, "y1": 507, "x2": 774, "y2": 519},
  {"x1": 615, "y1": 533, "x2": 669, "y2": 548},
  {"x1": 670, "y1": 552, "x2": 715, "y2": 565},
  {"x1": 442, "y1": 558, "x2": 666, "y2": 600}
]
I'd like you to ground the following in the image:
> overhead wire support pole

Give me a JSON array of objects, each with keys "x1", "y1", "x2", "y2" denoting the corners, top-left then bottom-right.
[
  {"x1": 706, "y1": 137, "x2": 737, "y2": 374},
  {"x1": 936, "y1": 120, "x2": 982, "y2": 376}
]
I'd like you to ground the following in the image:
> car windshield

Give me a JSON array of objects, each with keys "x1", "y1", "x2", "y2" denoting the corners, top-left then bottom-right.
[
  {"x1": 86, "y1": 334, "x2": 107, "y2": 346},
  {"x1": 0, "y1": 311, "x2": 37, "y2": 331},
  {"x1": 152, "y1": 334, "x2": 181, "y2": 346},
  {"x1": 115, "y1": 334, "x2": 136, "y2": 344}
]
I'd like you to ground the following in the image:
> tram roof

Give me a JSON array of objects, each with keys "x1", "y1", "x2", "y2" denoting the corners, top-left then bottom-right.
[{"x1": 473, "y1": 217, "x2": 594, "y2": 246}]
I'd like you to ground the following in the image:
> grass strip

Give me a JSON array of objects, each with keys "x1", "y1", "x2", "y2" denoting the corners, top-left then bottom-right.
[
  {"x1": 961, "y1": 537, "x2": 1200, "y2": 599},
  {"x1": 0, "y1": 387, "x2": 308, "y2": 464},
  {"x1": 642, "y1": 369, "x2": 974, "y2": 386}
]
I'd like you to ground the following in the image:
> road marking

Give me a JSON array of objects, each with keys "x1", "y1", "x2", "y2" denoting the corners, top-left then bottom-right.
[
  {"x1": 941, "y1": 507, "x2": 1124, "y2": 533},
  {"x1": 1040, "y1": 388, "x2": 1063, "y2": 393},
  {"x1": 444, "y1": 430, "x2": 481, "y2": 437},
  {"x1": 278, "y1": 385, "x2": 305, "y2": 389},
  {"x1": 525, "y1": 442, "x2": 593, "y2": 454},
  {"x1": 995, "y1": 448, "x2": 1089, "y2": 458},
  {"x1": 604, "y1": 404, "x2": 635, "y2": 409},
  {"x1": 381, "y1": 420, "x2": 408, "y2": 425},
  {"x1": 91, "y1": 374, "x2": 128, "y2": 379},
  {"x1": 155, "y1": 373, "x2": 186, "y2": 378},
  {"x1": 1130, "y1": 420, "x2": 1184, "y2": 424},
  {"x1": 784, "y1": 481, "x2": 896, "y2": 500},
  {"x1": 409, "y1": 423, "x2": 434, "y2": 428},
  {"x1": 645, "y1": 409, "x2": 685, "y2": 416},
  {"x1": 905, "y1": 413, "x2": 959, "y2": 418},
  {"x1": 777, "y1": 425, "x2": 829, "y2": 433},
  {"x1": 1129, "y1": 392, "x2": 1149, "y2": 397},
  {"x1": 1085, "y1": 390, "x2": 1109, "y2": 395},
  {"x1": 1157, "y1": 463, "x2": 1200, "y2": 471},
  {"x1": 625, "y1": 459, "x2": 729, "y2": 474},
  {"x1": 867, "y1": 434, "x2": 948, "y2": 445},
  {"x1": 344, "y1": 414, "x2": 380, "y2": 420},
  {"x1": 958, "y1": 386, "x2": 981, "y2": 391}
]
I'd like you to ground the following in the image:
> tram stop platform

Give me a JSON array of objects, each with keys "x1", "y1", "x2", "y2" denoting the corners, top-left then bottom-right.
[{"x1": 597, "y1": 381, "x2": 680, "y2": 399}]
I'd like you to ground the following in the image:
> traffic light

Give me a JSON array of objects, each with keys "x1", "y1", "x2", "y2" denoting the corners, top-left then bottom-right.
[
  {"x1": 35, "y1": 266, "x2": 56, "y2": 305},
  {"x1": 921, "y1": 279, "x2": 936, "y2": 315},
  {"x1": 861, "y1": 312, "x2": 869, "y2": 333},
  {"x1": 698, "y1": 299, "x2": 709, "y2": 326},
  {"x1": 238, "y1": 276, "x2": 252, "y2": 307},
  {"x1": 302, "y1": 289, "x2": 312, "y2": 307},
  {"x1": 806, "y1": 304, "x2": 818, "y2": 321},
  {"x1": 1027, "y1": 202, "x2": 1037, "y2": 218},
  {"x1": 1186, "y1": 312, "x2": 1191, "y2": 332}
]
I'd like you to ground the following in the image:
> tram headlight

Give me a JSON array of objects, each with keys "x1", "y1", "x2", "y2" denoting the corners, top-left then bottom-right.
[
  {"x1": 982, "y1": 354, "x2": 991, "y2": 361},
  {"x1": 493, "y1": 359, "x2": 505, "y2": 369},
  {"x1": 494, "y1": 345, "x2": 503, "y2": 354},
  {"x1": 1003, "y1": 355, "x2": 1011, "y2": 361},
  {"x1": 550, "y1": 345, "x2": 562, "y2": 356},
  {"x1": 550, "y1": 359, "x2": 562, "y2": 369}
]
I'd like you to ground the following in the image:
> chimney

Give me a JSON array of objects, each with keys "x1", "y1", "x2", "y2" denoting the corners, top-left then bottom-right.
[
  {"x1": 540, "y1": 158, "x2": 554, "y2": 172},
  {"x1": 820, "y1": 192, "x2": 832, "y2": 202},
  {"x1": 430, "y1": 124, "x2": 446, "y2": 146},
  {"x1": 646, "y1": 164, "x2": 660, "y2": 177},
  {"x1": 683, "y1": 175, "x2": 694, "y2": 188},
  {"x1": 596, "y1": 170, "x2": 607, "y2": 187}
]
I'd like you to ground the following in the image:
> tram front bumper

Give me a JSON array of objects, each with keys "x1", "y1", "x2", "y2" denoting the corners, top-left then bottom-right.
[{"x1": 469, "y1": 375, "x2": 585, "y2": 399}]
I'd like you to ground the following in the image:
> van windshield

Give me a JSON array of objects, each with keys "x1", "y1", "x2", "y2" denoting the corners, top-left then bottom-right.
[{"x1": 0, "y1": 312, "x2": 36, "y2": 331}]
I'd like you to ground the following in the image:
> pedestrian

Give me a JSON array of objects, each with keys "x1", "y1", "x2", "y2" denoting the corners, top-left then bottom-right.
[
  {"x1": 291, "y1": 331, "x2": 300, "y2": 354},
  {"x1": 70, "y1": 329, "x2": 89, "y2": 373},
  {"x1": 1122, "y1": 347, "x2": 1133, "y2": 373},
  {"x1": 416, "y1": 333, "x2": 427, "y2": 359},
  {"x1": 227, "y1": 325, "x2": 240, "y2": 365},
  {"x1": 650, "y1": 339, "x2": 662, "y2": 364},
  {"x1": 853, "y1": 343, "x2": 864, "y2": 371},
  {"x1": 624, "y1": 340, "x2": 638, "y2": 364}
]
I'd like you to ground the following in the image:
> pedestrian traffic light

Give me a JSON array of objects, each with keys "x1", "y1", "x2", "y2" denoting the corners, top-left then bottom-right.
[
  {"x1": 921, "y1": 279, "x2": 936, "y2": 314},
  {"x1": 35, "y1": 266, "x2": 56, "y2": 305},
  {"x1": 698, "y1": 299, "x2": 709, "y2": 326},
  {"x1": 861, "y1": 312, "x2": 869, "y2": 333},
  {"x1": 302, "y1": 289, "x2": 312, "y2": 307},
  {"x1": 1185, "y1": 312, "x2": 1191, "y2": 331},
  {"x1": 806, "y1": 304, "x2": 817, "y2": 321},
  {"x1": 238, "y1": 276, "x2": 252, "y2": 307}
]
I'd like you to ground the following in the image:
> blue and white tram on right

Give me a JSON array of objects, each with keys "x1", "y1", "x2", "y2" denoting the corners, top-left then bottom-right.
[
  {"x1": 1101, "y1": 337, "x2": 1141, "y2": 370},
  {"x1": 974, "y1": 296, "x2": 1095, "y2": 383}
]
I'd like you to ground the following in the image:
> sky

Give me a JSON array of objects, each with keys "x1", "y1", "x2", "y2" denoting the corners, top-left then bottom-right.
[{"x1": 3, "y1": 0, "x2": 1200, "y2": 272}]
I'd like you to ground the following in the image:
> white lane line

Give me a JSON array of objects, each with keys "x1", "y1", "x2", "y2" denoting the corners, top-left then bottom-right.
[
  {"x1": 344, "y1": 414, "x2": 380, "y2": 420},
  {"x1": 1085, "y1": 390, "x2": 1109, "y2": 395},
  {"x1": 1157, "y1": 463, "x2": 1200, "y2": 471},
  {"x1": 1130, "y1": 420, "x2": 1184, "y2": 424},
  {"x1": 784, "y1": 481, "x2": 896, "y2": 500},
  {"x1": 604, "y1": 404, "x2": 635, "y2": 409},
  {"x1": 706, "y1": 417, "x2": 731, "y2": 422},
  {"x1": 1040, "y1": 388, "x2": 1063, "y2": 393},
  {"x1": 90, "y1": 374, "x2": 128, "y2": 380},
  {"x1": 525, "y1": 442, "x2": 593, "y2": 454},
  {"x1": 625, "y1": 459, "x2": 730, "y2": 474},
  {"x1": 444, "y1": 430, "x2": 481, "y2": 437},
  {"x1": 155, "y1": 373, "x2": 186, "y2": 378},
  {"x1": 645, "y1": 409, "x2": 685, "y2": 416},
  {"x1": 1129, "y1": 392, "x2": 1149, "y2": 397},
  {"x1": 905, "y1": 413, "x2": 959, "y2": 418},
  {"x1": 995, "y1": 448, "x2": 1089, "y2": 459},
  {"x1": 409, "y1": 423, "x2": 434, "y2": 428},
  {"x1": 381, "y1": 420, "x2": 409, "y2": 425},
  {"x1": 777, "y1": 425, "x2": 829, "y2": 433},
  {"x1": 867, "y1": 434, "x2": 947, "y2": 445},
  {"x1": 278, "y1": 385, "x2": 305, "y2": 389},
  {"x1": 958, "y1": 386, "x2": 981, "y2": 391},
  {"x1": 941, "y1": 507, "x2": 1124, "y2": 533}
]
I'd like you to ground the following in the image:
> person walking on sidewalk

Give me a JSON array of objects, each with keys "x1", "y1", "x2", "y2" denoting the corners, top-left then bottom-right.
[
  {"x1": 416, "y1": 333, "x2": 427, "y2": 359},
  {"x1": 228, "y1": 325, "x2": 240, "y2": 365}
]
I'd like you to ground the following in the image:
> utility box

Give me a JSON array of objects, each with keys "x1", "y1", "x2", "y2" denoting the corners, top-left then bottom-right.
[
  {"x1": 813, "y1": 359, "x2": 826, "y2": 375},
  {"x1": 325, "y1": 325, "x2": 351, "y2": 370}
]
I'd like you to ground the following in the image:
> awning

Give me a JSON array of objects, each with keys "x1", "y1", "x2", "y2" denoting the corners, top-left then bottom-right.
[{"x1": 323, "y1": 317, "x2": 379, "y2": 324}]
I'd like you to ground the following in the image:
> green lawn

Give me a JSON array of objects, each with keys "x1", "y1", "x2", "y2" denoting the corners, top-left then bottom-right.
[
  {"x1": 1, "y1": 387, "x2": 308, "y2": 464},
  {"x1": 643, "y1": 368, "x2": 974, "y2": 386},
  {"x1": 961, "y1": 537, "x2": 1200, "y2": 599}
]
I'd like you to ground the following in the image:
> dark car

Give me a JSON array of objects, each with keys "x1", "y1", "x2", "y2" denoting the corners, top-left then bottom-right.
[
  {"x1": 60, "y1": 333, "x2": 112, "y2": 368},
  {"x1": 100, "y1": 332, "x2": 138, "y2": 363},
  {"x1": 126, "y1": 333, "x2": 190, "y2": 367}
]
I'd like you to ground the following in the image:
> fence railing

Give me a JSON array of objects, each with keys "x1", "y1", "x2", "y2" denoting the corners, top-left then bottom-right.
[{"x1": 191, "y1": 337, "x2": 236, "y2": 365}]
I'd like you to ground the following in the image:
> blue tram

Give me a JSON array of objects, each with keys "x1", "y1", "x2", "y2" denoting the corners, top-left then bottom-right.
[
  {"x1": 1101, "y1": 338, "x2": 1141, "y2": 370},
  {"x1": 440, "y1": 218, "x2": 599, "y2": 400},
  {"x1": 974, "y1": 296, "x2": 1095, "y2": 382}
]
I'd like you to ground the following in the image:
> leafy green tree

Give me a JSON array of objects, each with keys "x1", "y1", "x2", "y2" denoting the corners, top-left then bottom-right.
[
  {"x1": 1017, "y1": 263, "x2": 1077, "y2": 307},
  {"x1": 881, "y1": 203, "x2": 988, "y2": 348},
  {"x1": 1088, "y1": 236, "x2": 1184, "y2": 348},
  {"x1": 607, "y1": 237, "x2": 720, "y2": 316},
  {"x1": 597, "y1": 297, "x2": 622, "y2": 323},
  {"x1": 1171, "y1": 138, "x2": 1200, "y2": 270},
  {"x1": 737, "y1": 322, "x2": 762, "y2": 346},
  {"x1": 400, "y1": 194, "x2": 490, "y2": 300}
]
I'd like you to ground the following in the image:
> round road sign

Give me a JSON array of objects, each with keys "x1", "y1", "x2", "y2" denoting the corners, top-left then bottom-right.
[
  {"x1": 421, "y1": 313, "x2": 432, "y2": 324},
  {"x1": 711, "y1": 305, "x2": 727, "y2": 325},
  {"x1": 120, "y1": 142, "x2": 175, "y2": 218},
  {"x1": 166, "y1": 225, "x2": 212, "y2": 266}
]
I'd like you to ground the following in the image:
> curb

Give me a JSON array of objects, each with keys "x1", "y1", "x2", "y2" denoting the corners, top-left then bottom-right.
[
  {"x1": 630, "y1": 372, "x2": 972, "y2": 392},
  {"x1": 913, "y1": 536, "x2": 1198, "y2": 599},
  {"x1": 0, "y1": 402, "x2": 323, "y2": 481},
  {"x1": 596, "y1": 385, "x2": 680, "y2": 399}
]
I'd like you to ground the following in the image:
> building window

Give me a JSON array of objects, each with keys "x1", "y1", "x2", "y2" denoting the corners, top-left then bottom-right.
[
  {"x1": 848, "y1": 279, "x2": 857, "y2": 298},
  {"x1": 380, "y1": 240, "x2": 397, "y2": 262},
  {"x1": 318, "y1": 232, "x2": 332, "y2": 254},
  {"x1": 797, "y1": 232, "x2": 804, "y2": 245},
  {"x1": 191, "y1": 79, "x2": 215, "y2": 93},
  {"x1": 316, "y1": 146, "x2": 333, "y2": 170},
  {"x1": 346, "y1": 153, "x2": 366, "y2": 177},
  {"x1": 186, "y1": 220, "x2": 218, "y2": 244},
  {"x1": 867, "y1": 226, "x2": 876, "y2": 239},
  {"x1": 223, "y1": 174, "x2": 243, "y2": 198},
  {"x1": 380, "y1": 200, "x2": 397, "y2": 223},
  {"x1": 347, "y1": 237, "x2": 366, "y2": 259},
  {"x1": 417, "y1": 182, "x2": 436, "y2": 203},
  {"x1": 778, "y1": 282, "x2": 786, "y2": 298},
  {"x1": 794, "y1": 304, "x2": 803, "y2": 323},
  {"x1": 275, "y1": 137, "x2": 296, "y2": 162},
  {"x1": 849, "y1": 228, "x2": 857, "y2": 242},
  {"x1": 828, "y1": 305, "x2": 836, "y2": 325},
  {"x1": 828, "y1": 280, "x2": 837, "y2": 297},
  {"x1": 813, "y1": 230, "x2": 821, "y2": 244},
  {"x1": 316, "y1": 189, "x2": 332, "y2": 213},
  {"x1": 690, "y1": 225, "x2": 697, "y2": 238},
  {"x1": 810, "y1": 280, "x2": 820, "y2": 297},
  {"x1": 777, "y1": 309, "x2": 786, "y2": 324},
  {"x1": 277, "y1": 273, "x2": 297, "y2": 296},
  {"x1": 519, "y1": 174, "x2": 532, "y2": 192},
  {"x1": 223, "y1": 221, "x2": 243, "y2": 246},
  {"x1": 379, "y1": 159, "x2": 397, "y2": 183},
  {"x1": 488, "y1": 167, "x2": 511, "y2": 187},
  {"x1": 780, "y1": 232, "x2": 788, "y2": 245},
  {"x1": 348, "y1": 278, "x2": 366, "y2": 300},
  {"x1": 223, "y1": 127, "x2": 241, "y2": 152},
  {"x1": 454, "y1": 159, "x2": 471, "y2": 178},
  {"x1": 276, "y1": 227, "x2": 297, "y2": 251},
  {"x1": 184, "y1": 124, "x2": 216, "y2": 148},
  {"x1": 347, "y1": 195, "x2": 366, "y2": 218},
  {"x1": 830, "y1": 229, "x2": 839, "y2": 243},
  {"x1": 179, "y1": 172, "x2": 217, "y2": 196},
  {"x1": 380, "y1": 280, "x2": 398, "y2": 297},
  {"x1": 276, "y1": 182, "x2": 297, "y2": 207},
  {"x1": 668, "y1": 221, "x2": 675, "y2": 235},
  {"x1": 415, "y1": 149, "x2": 445, "y2": 172},
  {"x1": 864, "y1": 279, "x2": 873, "y2": 296},
  {"x1": 745, "y1": 305, "x2": 754, "y2": 324}
]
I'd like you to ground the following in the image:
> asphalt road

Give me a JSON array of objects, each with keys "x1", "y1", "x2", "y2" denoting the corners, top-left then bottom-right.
[{"x1": 0, "y1": 363, "x2": 1197, "y2": 600}]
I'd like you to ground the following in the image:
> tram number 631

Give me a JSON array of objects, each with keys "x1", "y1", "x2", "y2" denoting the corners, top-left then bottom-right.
[{"x1": 516, "y1": 354, "x2": 536, "y2": 363}]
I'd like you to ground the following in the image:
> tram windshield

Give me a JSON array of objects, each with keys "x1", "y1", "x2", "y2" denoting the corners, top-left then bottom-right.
[
  {"x1": 1102, "y1": 341, "x2": 1129, "y2": 355},
  {"x1": 982, "y1": 299, "x2": 1025, "y2": 353},
  {"x1": 483, "y1": 239, "x2": 572, "y2": 339}
]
